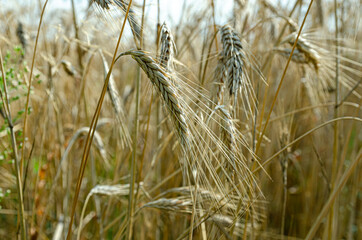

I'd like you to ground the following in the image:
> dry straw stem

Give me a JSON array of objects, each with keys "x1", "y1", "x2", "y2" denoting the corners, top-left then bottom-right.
[
  {"x1": 37, "y1": 120, "x2": 111, "y2": 234},
  {"x1": 5, "y1": 1, "x2": 49, "y2": 238},
  {"x1": 263, "y1": 0, "x2": 300, "y2": 33},
  {"x1": 328, "y1": 1, "x2": 341, "y2": 236},
  {"x1": 127, "y1": 2, "x2": 145, "y2": 238},
  {"x1": 66, "y1": 2, "x2": 133, "y2": 239},
  {"x1": 262, "y1": 0, "x2": 280, "y2": 16},
  {"x1": 305, "y1": 151, "x2": 361, "y2": 240},
  {"x1": 117, "y1": 50, "x2": 190, "y2": 146},
  {"x1": 255, "y1": 0, "x2": 314, "y2": 155}
]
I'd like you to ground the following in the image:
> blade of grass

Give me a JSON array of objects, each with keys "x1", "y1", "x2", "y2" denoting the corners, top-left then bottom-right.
[{"x1": 0, "y1": 50, "x2": 27, "y2": 240}]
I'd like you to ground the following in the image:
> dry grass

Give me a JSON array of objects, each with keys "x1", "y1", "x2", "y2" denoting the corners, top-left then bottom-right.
[{"x1": 0, "y1": 0, "x2": 361, "y2": 239}]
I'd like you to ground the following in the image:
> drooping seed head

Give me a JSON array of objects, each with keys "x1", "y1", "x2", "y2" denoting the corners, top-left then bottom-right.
[
  {"x1": 121, "y1": 50, "x2": 190, "y2": 146},
  {"x1": 282, "y1": 33, "x2": 321, "y2": 72}
]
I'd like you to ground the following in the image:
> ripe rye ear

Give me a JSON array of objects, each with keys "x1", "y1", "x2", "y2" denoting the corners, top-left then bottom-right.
[
  {"x1": 159, "y1": 23, "x2": 176, "y2": 70},
  {"x1": 215, "y1": 25, "x2": 257, "y2": 117},
  {"x1": 118, "y1": 50, "x2": 190, "y2": 146}
]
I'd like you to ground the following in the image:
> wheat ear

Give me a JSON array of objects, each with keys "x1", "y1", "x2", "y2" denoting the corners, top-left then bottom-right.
[
  {"x1": 159, "y1": 23, "x2": 176, "y2": 70},
  {"x1": 220, "y1": 25, "x2": 246, "y2": 105},
  {"x1": 281, "y1": 33, "x2": 321, "y2": 72},
  {"x1": 91, "y1": 0, "x2": 141, "y2": 40},
  {"x1": 118, "y1": 50, "x2": 189, "y2": 146}
]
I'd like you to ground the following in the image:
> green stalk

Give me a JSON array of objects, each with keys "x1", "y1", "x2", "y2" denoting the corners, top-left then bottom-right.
[{"x1": 0, "y1": 51, "x2": 26, "y2": 240}]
